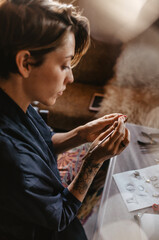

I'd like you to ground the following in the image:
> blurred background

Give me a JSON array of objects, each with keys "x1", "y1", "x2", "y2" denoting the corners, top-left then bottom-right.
[
  {"x1": 39, "y1": 0, "x2": 159, "y2": 131},
  {"x1": 79, "y1": 0, "x2": 159, "y2": 43}
]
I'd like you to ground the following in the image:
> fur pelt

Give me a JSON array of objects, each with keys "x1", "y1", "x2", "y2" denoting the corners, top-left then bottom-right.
[
  {"x1": 96, "y1": 84, "x2": 159, "y2": 128},
  {"x1": 96, "y1": 27, "x2": 159, "y2": 128},
  {"x1": 114, "y1": 27, "x2": 159, "y2": 92}
]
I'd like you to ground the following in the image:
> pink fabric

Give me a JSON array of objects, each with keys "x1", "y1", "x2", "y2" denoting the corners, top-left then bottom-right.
[
  {"x1": 57, "y1": 143, "x2": 90, "y2": 187},
  {"x1": 57, "y1": 143, "x2": 108, "y2": 225}
]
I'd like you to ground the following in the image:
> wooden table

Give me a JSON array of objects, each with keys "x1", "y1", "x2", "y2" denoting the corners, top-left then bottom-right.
[{"x1": 93, "y1": 123, "x2": 159, "y2": 240}]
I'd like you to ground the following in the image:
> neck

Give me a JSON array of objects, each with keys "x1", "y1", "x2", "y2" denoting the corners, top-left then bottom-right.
[{"x1": 0, "y1": 76, "x2": 31, "y2": 113}]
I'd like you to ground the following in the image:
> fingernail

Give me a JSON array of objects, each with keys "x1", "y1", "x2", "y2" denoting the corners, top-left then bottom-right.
[
  {"x1": 118, "y1": 115, "x2": 127, "y2": 122},
  {"x1": 119, "y1": 116, "x2": 125, "y2": 121},
  {"x1": 117, "y1": 114, "x2": 127, "y2": 119},
  {"x1": 117, "y1": 114, "x2": 123, "y2": 118}
]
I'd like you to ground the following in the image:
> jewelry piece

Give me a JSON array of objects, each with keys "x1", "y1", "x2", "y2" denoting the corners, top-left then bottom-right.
[
  {"x1": 150, "y1": 176, "x2": 158, "y2": 181},
  {"x1": 138, "y1": 185, "x2": 144, "y2": 191},
  {"x1": 146, "y1": 179, "x2": 150, "y2": 183},
  {"x1": 134, "y1": 210, "x2": 147, "y2": 221},
  {"x1": 134, "y1": 213, "x2": 143, "y2": 221},
  {"x1": 126, "y1": 196, "x2": 138, "y2": 204},
  {"x1": 152, "y1": 204, "x2": 159, "y2": 212},
  {"x1": 134, "y1": 171, "x2": 140, "y2": 178},
  {"x1": 152, "y1": 193, "x2": 159, "y2": 197},
  {"x1": 137, "y1": 192, "x2": 147, "y2": 197},
  {"x1": 154, "y1": 183, "x2": 159, "y2": 188},
  {"x1": 126, "y1": 183, "x2": 136, "y2": 192}
]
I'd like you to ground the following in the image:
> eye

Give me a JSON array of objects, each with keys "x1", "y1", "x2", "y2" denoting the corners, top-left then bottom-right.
[{"x1": 62, "y1": 65, "x2": 71, "y2": 70}]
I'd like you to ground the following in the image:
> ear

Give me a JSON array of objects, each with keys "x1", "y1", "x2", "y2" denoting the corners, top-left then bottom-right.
[{"x1": 16, "y1": 50, "x2": 32, "y2": 78}]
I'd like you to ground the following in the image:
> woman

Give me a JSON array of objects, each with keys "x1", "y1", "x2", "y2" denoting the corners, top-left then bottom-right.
[{"x1": 0, "y1": 0, "x2": 130, "y2": 239}]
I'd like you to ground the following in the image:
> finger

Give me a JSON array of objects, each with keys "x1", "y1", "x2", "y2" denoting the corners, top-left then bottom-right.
[
  {"x1": 120, "y1": 128, "x2": 130, "y2": 148},
  {"x1": 93, "y1": 115, "x2": 127, "y2": 146},
  {"x1": 112, "y1": 135, "x2": 123, "y2": 155},
  {"x1": 103, "y1": 113, "x2": 121, "y2": 122},
  {"x1": 117, "y1": 128, "x2": 130, "y2": 154},
  {"x1": 92, "y1": 114, "x2": 120, "y2": 133},
  {"x1": 111, "y1": 124, "x2": 127, "y2": 154},
  {"x1": 99, "y1": 124, "x2": 125, "y2": 157},
  {"x1": 109, "y1": 117, "x2": 125, "y2": 144},
  {"x1": 90, "y1": 114, "x2": 117, "y2": 126},
  {"x1": 103, "y1": 114, "x2": 127, "y2": 126},
  {"x1": 103, "y1": 113, "x2": 123, "y2": 119},
  {"x1": 98, "y1": 122, "x2": 116, "y2": 142},
  {"x1": 99, "y1": 114, "x2": 126, "y2": 134}
]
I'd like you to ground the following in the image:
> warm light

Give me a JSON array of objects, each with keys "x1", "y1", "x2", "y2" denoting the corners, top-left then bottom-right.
[{"x1": 79, "y1": 0, "x2": 159, "y2": 43}]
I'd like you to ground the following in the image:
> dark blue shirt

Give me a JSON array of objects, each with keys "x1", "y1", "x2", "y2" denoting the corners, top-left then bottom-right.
[{"x1": 0, "y1": 89, "x2": 85, "y2": 240}]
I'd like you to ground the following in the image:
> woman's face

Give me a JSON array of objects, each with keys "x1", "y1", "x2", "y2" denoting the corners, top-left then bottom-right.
[{"x1": 24, "y1": 32, "x2": 75, "y2": 106}]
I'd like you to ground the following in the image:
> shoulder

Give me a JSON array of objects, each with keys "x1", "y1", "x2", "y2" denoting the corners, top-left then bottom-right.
[
  {"x1": 0, "y1": 134, "x2": 28, "y2": 172},
  {"x1": 0, "y1": 133, "x2": 17, "y2": 158},
  {"x1": 0, "y1": 133, "x2": 55, "y2": 187}
]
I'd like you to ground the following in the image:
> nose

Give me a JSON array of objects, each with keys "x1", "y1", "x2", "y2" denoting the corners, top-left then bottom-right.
[{"x1": 65, "y1": 68, "x2": 74, "y2": 84}]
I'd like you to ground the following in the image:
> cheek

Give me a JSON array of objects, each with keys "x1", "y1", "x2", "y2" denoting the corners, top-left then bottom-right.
[
  {"x1": 31, "y1": 66, "x2": 63, "y2": 92},
  {"x1": 48, "y1": 69, "x2": 64, "y2": 86},
  {"x1": 45, "y1": 66, "x2": 59, "y2": 80}
]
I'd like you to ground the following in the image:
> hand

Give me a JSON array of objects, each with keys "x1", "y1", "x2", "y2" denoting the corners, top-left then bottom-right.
[
  {"x1": 79, "y1": 113, "x2": 125, "y2": 143},
  {"x1": 68, "y1": 115, "x2": 130, "y2": 202},
  {"x1": 83, "y1": 116, "x2": 130, "y2": 164}
]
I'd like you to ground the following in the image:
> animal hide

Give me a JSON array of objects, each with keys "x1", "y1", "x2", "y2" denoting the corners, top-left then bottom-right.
[
  {"x1": 96, "y1": 26, "x2": 159, "y2": 128},
  {"x1": 96, "y1": 84, "x2": 159, "y2": 128}
]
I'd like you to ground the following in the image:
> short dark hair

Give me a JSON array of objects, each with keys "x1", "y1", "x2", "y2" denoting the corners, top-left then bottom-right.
[{"x1": 0, "y1": 0, "x2": 90, "y2": 79}]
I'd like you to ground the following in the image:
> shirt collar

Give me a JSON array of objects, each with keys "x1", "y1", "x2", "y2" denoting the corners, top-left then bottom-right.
[{"x1": 0, "y1": 88, "x2": 30, "y2": 121}]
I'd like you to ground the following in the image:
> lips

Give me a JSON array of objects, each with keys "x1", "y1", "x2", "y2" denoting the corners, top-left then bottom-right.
[
  {"x1": 58, "y1": 88, "x2": 66, "y2": 96},
  {"x1": 58, "y1": 91, "x2": 63, "y2": 96}
]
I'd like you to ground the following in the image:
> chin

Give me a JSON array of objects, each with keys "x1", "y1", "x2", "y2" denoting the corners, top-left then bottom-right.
[{"x1": 41, "y1": 97, "x2": 57, "y2": 106}]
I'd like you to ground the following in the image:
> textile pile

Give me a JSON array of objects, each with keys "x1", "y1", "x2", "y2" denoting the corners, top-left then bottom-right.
[{"x1": 57, "y1": 143, "x2": 109, "y2": 225}]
